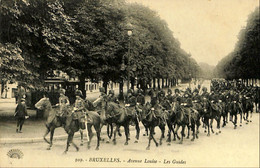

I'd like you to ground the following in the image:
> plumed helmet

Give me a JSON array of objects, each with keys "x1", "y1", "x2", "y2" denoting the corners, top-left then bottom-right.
[
  {"x1": 59, "y1": 88, "x2": 66, "y2": 95},
  {"x1": 75, "y1": 90, "x2": 83, "y2": 97},
  {"x1": 99, "y1": 87, "x2": 105, "y2": 93}
]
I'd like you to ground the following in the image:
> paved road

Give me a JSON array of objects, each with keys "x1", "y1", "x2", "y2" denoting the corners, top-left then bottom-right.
[{"x1": 0, "y1": 112, "x2": 259, "y2": 167}]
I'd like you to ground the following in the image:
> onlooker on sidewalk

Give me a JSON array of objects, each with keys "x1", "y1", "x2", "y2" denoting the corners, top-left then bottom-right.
[{"x1": 14, "y1": 98, "x2": 29, "y2": 133}]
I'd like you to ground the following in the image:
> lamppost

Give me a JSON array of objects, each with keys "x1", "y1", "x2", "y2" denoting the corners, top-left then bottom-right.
[{"x1": 121, "y1": 23, "x2": 133, "y2": 93}]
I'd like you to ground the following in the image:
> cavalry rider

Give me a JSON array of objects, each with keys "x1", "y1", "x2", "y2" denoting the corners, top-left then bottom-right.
[
  {"x1": 158, "y1": 89, "x2": 166, "y2": 104},
  {"x1": 136, "y1": 89, "x2": 145, "y2": 114},
  {"x1": 93, "y1": 87, "x2": 107, "y2": 114},
  {"x1": 182, "y1": 92, "x2": 193, "y2": 126},
  {"x1": 150, "y1": 88, "x2": 158, "y2": 107},
  {"x1": 57, "y1": 89, "x2": 70, "y2": 117},
  {"x1": 125, "y1": 89, "x2": 137, "y2": 109},
  {"x1": 108, "y1": 89, "x2": 119, "y2": 104},
  {"x1": 55, "y1": 89, "x2": 70, "y2": 127},
  {"x1": 74, "y1": 90, "x2": 87, "y2": 130},
  {"x1": 201, "y1": 87, "x2": 210, "y2": 99},
  {"x1": 166, "y1": 88, "x2": 174, "y2": 103}
]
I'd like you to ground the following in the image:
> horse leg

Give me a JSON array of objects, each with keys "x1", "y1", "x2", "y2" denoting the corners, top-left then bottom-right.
[
  {"x1": 187, "y1": 126, "x2": 190, "y2": 139},
  {"x1": 174, "y1": 124, "x2": 181, "y2": 140},
  {"x1": 80, "y1": 129, "x2": 84, "y2": 146},
  {"x1": 87, "y1": 125, "x2": 94, "y2": 149},
  {"x1": 191, "y1": 124, "x2": 195, "y2": 141},
  {"x1": 240, "y1": 111, "x2": 243, "y2": 127},
  {"x1": 124, "y1": 124, "x2": 129, "y2": 145},
  {"x1": 196, "y1": 120, "x2": 200, "y2": 139},
  {"x1": 249, "y1": 110, "x2": 253, "y2": 122},
  {"x1": 43, "y1": 128, "x2": 50, "y2": 145},
  {"x1": 234, "y1": 114, "x2": 237, "y2": 129},
  {"x1": 210, "y1": 118, "x2": 214, "y2": 134},
  {"x1": 48, "y1": 129, "x2": 54, "y2": 150},
  {"x1": 179, "y1": 125, "x2": 185, "y2": 144},
  {"x1": 159, "y1": 125, "x2": 165, "y2": 145},
  {"x1": 150, "y1": 126, "x2": 158, "y2": 147},
  {"x1": 146, "y1": 127, "x2": 152, "y2": 150},
  {"x1": 216, "y1": 118, "x2": 221, "y2": 135},
  {"x1": 166, "y1": 122, "x2": 172, "y2": 143},
  {"x1": 207, "y1": 119, "x2": 210, "y2": 136},
  {"x1": 113, "y1": 125, "x2": 118, "y2": 145},
  {"x1": 94, "y1": 124, "x2": 101, "y2": 150},
  {"x1": 134, "y1": 119, "x2": 140, "y2": 143},
  {"x1": 64, "y1": 133, "x2": 74, "y2": 154}
]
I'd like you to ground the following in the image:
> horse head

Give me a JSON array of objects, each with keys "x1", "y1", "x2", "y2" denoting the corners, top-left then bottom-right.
[{"x1": 35, "y1": 98, "x2": 52, "y2": 111}]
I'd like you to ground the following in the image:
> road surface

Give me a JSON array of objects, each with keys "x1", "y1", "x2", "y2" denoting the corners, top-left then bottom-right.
[{"x1": 0, "y1": 112, "x2": 259, "y2": 167}]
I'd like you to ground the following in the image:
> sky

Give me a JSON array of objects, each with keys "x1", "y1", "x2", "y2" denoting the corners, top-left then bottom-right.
[{"x1": 127, "y1": 0, "x2": 259, "y2": 66}]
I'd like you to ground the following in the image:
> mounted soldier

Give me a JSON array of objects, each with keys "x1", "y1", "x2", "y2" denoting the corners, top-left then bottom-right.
[
  {"x1": 73, "y1": 90, "x2": 87, "y2": 130},
  {"x1": 57, "y1": 89, "x2": 70, "y2": 117},
  {"x1": 166, "y1": 88, "x2": 174, "y2": 103},
  {"x1": 108, "y1": 89, "x2": 119, "y2": 104}
]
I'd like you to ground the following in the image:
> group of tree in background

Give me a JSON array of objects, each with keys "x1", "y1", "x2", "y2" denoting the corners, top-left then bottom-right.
[
  {"x1": 0, "y1": 0, "x2": 201, "y2": 98},
  {"x1": 215, "y1": 8, "x2": 259, "y2": 83}
]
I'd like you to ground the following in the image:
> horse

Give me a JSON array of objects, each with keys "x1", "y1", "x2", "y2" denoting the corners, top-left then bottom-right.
[
  {"x1": 101, "y1": 101, "x2": 132, "y2": 145},
  {"x1": 35, "y1": 97, "x2": 78, "y2": 150},
  {"x1": 229, "y1": 100, "x2": 243, "y2": 129},
  {"x1": 64, "y1": 110, "x2": 102, "y2": 153},
  {"x1": 140, "y1": 103, "x2": 166, "y2": 150},
  {"x1": 242, "y1": 96, "x2": 254, "y2": 123},
  {"x1": 202, "y1": 99, "x2": 222, "y2": 136},
  {"x1": 174, "y1": 104, "x2": 199, "y2": 144}
]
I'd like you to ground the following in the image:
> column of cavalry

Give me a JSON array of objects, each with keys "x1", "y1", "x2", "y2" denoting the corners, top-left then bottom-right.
[{"x1": 34, "y1": 80, "x2": 257, "y2": 153}]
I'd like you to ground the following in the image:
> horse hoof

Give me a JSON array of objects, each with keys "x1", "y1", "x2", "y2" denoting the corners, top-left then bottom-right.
[
  {"x1": 95, "y1": 147, "x2": 99, "y2": 150},
  {"x1": 204, "y1": 130, "x2": 207, "y2": 133},
  {"x1": 166, "y1": 139, "x2": 170, "y2": 142},
  {"x1": 113, "y1": 142, "x2": 117, "y2": 145},
  {"x1": 46, "y1": 147, "x2": 51, "y2": 150},
  {"x1": 159, "y1": 142, "x2": 162, "y2": 146},
  {"x1": 191, "y1": 139, "x2": 194, "y2": 141},
  {"x1": 196, "y1": 135, "x2": 199, "y2": 139},
  {"x1": 246, "y1": 122, "x2": 248, "y2": 125},
  {"x1": 63, "y1": 151, "x2": 67, "y2": 155},
  {"x1": 146, "y1": 147, "x2": 150, "y2": 150},
  {"x1": 124, "y1": 142, "x2": 128, "y2": 145},
  {"x1": 134, "y1": 140, "x2": 138, "y2": 143},
  {"x1": 186, "y1": 137, "x2": 189, "y2": 139},
  {"x1": 106, "y1": 141, "x2": 110, "y2": 143},
  {"x1": 250, "y1": 120, "x2": 252, "y2": 122},
  {"x1": 80, "y1": 143, "x2": 83, "y2": 146},
  {"x1": 118, "y1": 133, "x2": 122, "y2": 137},
  {"x1": 240, "y1": 125, "x2": 242, "y2": 127},
  {"x1": 179, "y1": 141, "x2": 183, "y2": 144},
  {"x1": 216, "y1": 133, "x2": 218, "y2": 135},
  {"x1": 156, "y1": 143, "x2": 159, "y2": 147},
  {"x1": 219, "y1": 131, "x2": 221, "y2": 133},
  {"x1": 207, "y1": 134, "x2": 210, "y2": 136},
  {"x1": 143, "y1": 134, "x2": 146, "y2": 136},
  {"x1": 128, "y1": 138, "x2": 130, "y2": 140},
  {"x1": 101, "y1": 138, "x2": 105, "y2": 141},
  {"x1": 167, "y1": 143, "x2": 171, "y2": 146},
  {"x1": 173, "y1": 138, "x2": 176, "y2": 141},
  {"x1": 76, "y1": 147, "x2": 79, "y2": 151}
]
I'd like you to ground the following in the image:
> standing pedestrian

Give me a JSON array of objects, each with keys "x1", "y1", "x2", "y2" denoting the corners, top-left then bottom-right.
[{"x1": 14, "y1": 98, "x2": 29, "y2": 133}]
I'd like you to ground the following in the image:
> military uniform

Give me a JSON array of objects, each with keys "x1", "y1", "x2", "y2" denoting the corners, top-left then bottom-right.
[{"x1": 57, "y1": 90, "x2": 70, "y2": 117}]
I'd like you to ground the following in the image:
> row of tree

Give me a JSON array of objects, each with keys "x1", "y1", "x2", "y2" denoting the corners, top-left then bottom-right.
[
  {"x1": 0, "y1": 0, "x2": 200, "y2": 98},
  {"x1": 214, "y1": 8, "x2": 259, "y2": 82}
]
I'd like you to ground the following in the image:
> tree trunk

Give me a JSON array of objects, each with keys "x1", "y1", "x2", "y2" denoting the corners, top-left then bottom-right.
[
  {"x1": 153, "y1": 78, "x2": 156, "y2": 89},
  {"x1": 79, "y1": 75, "x2": 86, "y2": 99},
  {"x1": 157, "y1": 78, "x2": 161, "y2": 89},
  {"x1": 119, "y1": 79, "x2": 124, "y2": 100},
  {"x1": 102, "y1": 80, "x2": 108, "y2": 94}
]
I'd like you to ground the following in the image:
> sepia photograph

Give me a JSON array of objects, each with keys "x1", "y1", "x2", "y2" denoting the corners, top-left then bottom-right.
[{"x1": 0, "y1": 0, "x2": 259, "y2": 167}]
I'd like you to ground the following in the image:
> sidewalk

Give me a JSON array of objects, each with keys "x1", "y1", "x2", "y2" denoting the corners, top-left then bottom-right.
[{"x1": 0, "y1": 85, "x2": 186, "y2": 145}]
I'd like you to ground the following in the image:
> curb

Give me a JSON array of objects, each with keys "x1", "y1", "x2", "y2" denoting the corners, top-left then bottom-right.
[{"x1": 0, "y1": 126, "x2": 144, "y2": 145}]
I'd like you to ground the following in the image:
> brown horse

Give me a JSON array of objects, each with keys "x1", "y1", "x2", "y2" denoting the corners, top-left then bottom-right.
[
  {"x1": 63, "y1": 110, "x2": 102, "y2": 153},
  {"x1": 35, "y1": 97, "x2": 76, "y2": 150},
  {"x1": 102, "y1": 101, "x2": 132, "y2": 145},
  {"x1": 140, "y1": 103, "x2": 166, "y2": 150}
]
